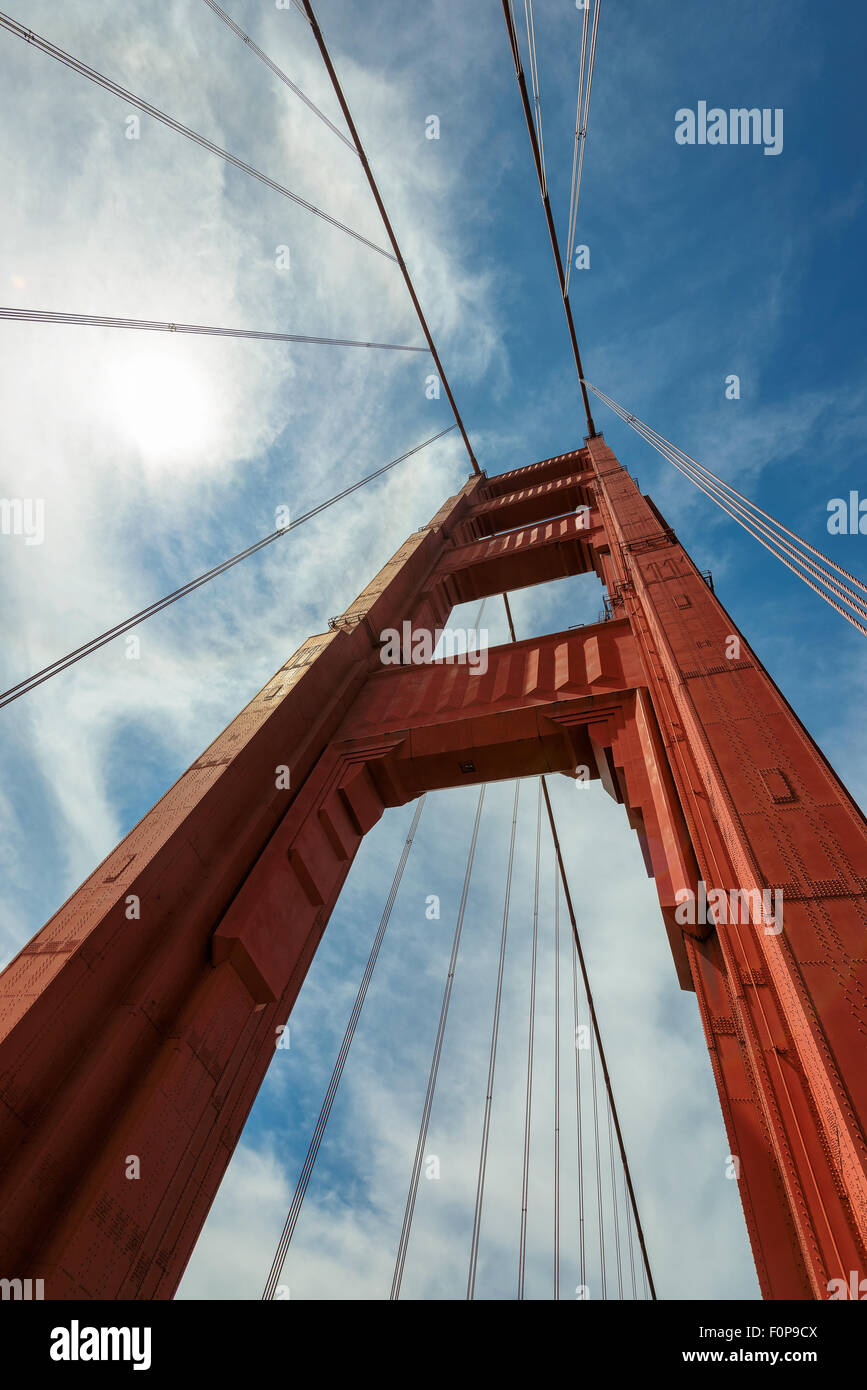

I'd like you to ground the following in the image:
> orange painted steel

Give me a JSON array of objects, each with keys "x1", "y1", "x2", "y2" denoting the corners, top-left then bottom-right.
[{"x1": 0, "y1": 440, "x2": 865, "y2": 1299}]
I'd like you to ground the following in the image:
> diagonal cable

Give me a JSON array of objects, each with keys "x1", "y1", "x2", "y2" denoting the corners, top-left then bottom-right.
[
  {"x1": 0, "y1": 306, "x2": 427, "y2": 352},
  {"x1": 583, "y1": 382, "x2": 867, "y2": 637},
  {"x1": 0, "y1": 10, "x2": 394, "y2": 261},
  {"x1": 564, "y1": 0, "x2": 591, "y2": 294},
  {"x1": 0, "y1": 425, "x2": 456, "y2": 711},
  {"x1": 588, "y1": 381, "x2": 867, "y2": 609},
  {"x1": 522, "y1": 0, "x2": 547, "y2": 195},
  {"x1": 565, "y1": 1, "x2": 601, "y2": 296},
  {"x1": 299, "y1": 0, "x2": 481, "y2": 474},
  {"x1": 501, "y1": 0, "x2": 596, "y2": 437},
  {"x1": 200, "y1": 0, "x2": 357, "y2": 152}
]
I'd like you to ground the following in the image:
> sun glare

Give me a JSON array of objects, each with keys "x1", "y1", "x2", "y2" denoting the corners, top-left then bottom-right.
[{"x1": 102, "y1": 347, "x2": 224, "y2": 469}]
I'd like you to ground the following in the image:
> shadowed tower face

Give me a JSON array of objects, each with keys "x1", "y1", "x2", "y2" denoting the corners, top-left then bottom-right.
[{"x1": 1, "y1": 435, "x2": 866, "y2": 1299}]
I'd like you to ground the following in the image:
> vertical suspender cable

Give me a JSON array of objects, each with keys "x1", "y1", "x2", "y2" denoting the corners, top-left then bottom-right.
[
  {"x1": 624, "y1": 1165, "x2": 638, "y2": 1299},
  {"x1": 590, "y1": 1017, "x2": 607, "y2": 1297},
  {"x1": 390, "y1": 785, "x2": 487, "y2": 1299},
  {"x1": 583, "y1": 380, "x2": 867, "y2": 638},
  {"x1": 571, "y1": 905, "x2": 587, "y2": 1295},
  {"x1": 265, "y1": 598, "x2": 487, "y2": 1299},
  {"x1": 553, "y1": 847, "x2": 561, "y2": 1300},
  {"x1": 466, "y1": 779, "x2": 521, "y2": 1299},
  {"x1": 262, "y1": 795, "x2": 427, "y2": 1298},
  {"x1": 607, "y1": 1097, "x2": 624, "y2": 1298},
  {"x1": 502, "y1": 593, "x2": 656, "y2": 1299},
  {"x1": 517, "y1": 779, "x2": 543, "y2": 1299},
  {"x1": 542, "y1": 777, "x2": 657, "y2": 1300}
]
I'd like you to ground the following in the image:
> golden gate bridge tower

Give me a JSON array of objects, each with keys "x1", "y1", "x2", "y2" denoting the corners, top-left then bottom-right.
[
  {"x1": 1, "y1": 0, "x2": 866, "y2": 1306},
  {"x1": 1, "y1": 433, "x2": 867, "y2": 1300}
]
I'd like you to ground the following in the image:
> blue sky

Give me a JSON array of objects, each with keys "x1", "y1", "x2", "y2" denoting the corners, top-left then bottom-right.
[{"x1": 1, "y1": 0, "x2": 865, "y2": 1300}]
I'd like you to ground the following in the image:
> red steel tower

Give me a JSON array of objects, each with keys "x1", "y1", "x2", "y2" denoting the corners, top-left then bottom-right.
[{"x1": 1, "y1": 436, "x2": 866, "y2": 1299}]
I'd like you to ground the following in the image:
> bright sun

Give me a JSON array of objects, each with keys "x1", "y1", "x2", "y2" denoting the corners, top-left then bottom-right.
[{"x1": 101, "y1": 345, "x2": 224, "y2": 469}]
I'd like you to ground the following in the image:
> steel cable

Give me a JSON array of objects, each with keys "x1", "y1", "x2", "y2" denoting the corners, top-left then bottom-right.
[
  {"x1": 523, "y1": 0, "x2": 547, "y2": 194},
  {"x1": 571, "y1": 903, "x2": 587, "y2": 1297},
  {"x1": 553, "y1": 845, "x2": 561, "y2": 1300},
  {"x1": 0, "y1": 10, "x2": 393, "y2": 260},
  {"x1": 564, "y1": 0, "x2": 591, "y2": 294},
  {"x1": 590, "y1": 1015, "x2": 607, "y2": 1297},
  {"x1": 624, "y1": 1165, "x2": 638, "y2": 1299},
  {"x1": 390, "y1": 783, "x2": 487, "y2": 1299},
  {"x1": 583, "y1": 382, "x2": 867, "y2": 636},
  {"x1": 501, "y1": 1, "x2": 596, "y2": 436},
  {"x1": 0, "y1": 425, "x2": 456, "y2": 710},
  {"x1": 566, "y1": 0, "x2": 601, "y2": 296},
  {"x1": 200, "y1": 0, "x2": 357, "y2": 152},
  {"x1": 503, "y1": 592, "x2": 656, "y2": 1298},
  {"x1": 607, "y1": 1097, "x2": 624, "y2": 1298},
  {"x1": 517, "y1": 779, "x2": 543, "y2": 1299},
  {"x1": 466, "y1": 779, "x2": 521, "y2": 1300},
  {"x1": 0, "y1": 306, "x2": 427, "y2": 353},
  {"x1": 262, "y1": 796, "x2": 428, "y2": 1299},
  {"x1": 299, "y1": 0, "x2": 481, "y2": 474},
  {"x1": 586, "y1": 380, "x2": 867, "y2": 606}
]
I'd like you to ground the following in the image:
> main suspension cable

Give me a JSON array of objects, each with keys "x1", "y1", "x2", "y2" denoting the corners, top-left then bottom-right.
[
  {"x1": 0, "y1": 10, "x2": 393, "y2": 261},
  {"x1": 200, "y1": 0, "x2": 357, "y2": 152},
  {"x1": 466, "y1": 779, "x2": 521, "y2": 1300},
  {"x1": 592, "y1": 381, "x2": 867, "y2": 613},
  {"x1": 390, "y1": 783, "x2": 487, "y2": 1299},
  {"x1": 500, "y1": 0, "x2": 596, "y2": 438},
  {"x1": 0, "y1": 425, "x2": 456, "y2": 711},
  {"x1": 0, "y1": 306, "x2": 427, "y2": 353},
  {"x1": 517, "y1": 778, "x2": 543, "y2": 1299},
  {"x1": 583, "y1": 381, "x2": 867, "y2": 637},
  {"x1": 300, "y1": 0, "x2": 481, "y2": 475},
  {"x1": 553, "y1": 845, "x2": 561, "y2": 1300},
  {"x1": 641, "y1": 422, "x2": 867, "y2": 628},
  {"x1": 262, "y1": 795, "x2": 428, "y2": 1299}
]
